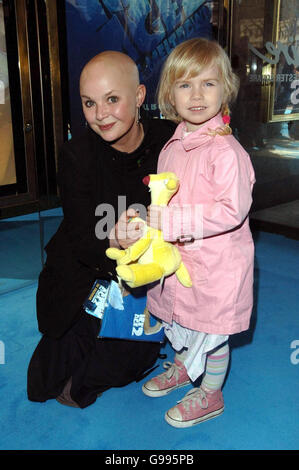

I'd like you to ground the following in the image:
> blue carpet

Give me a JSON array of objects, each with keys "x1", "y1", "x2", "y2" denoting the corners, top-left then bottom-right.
[
  {"x1": 0, "y1": 208, "x2": 63, "y2": 295},
  {"x1": 0, "y1": 230, "x2": 298, "y2": 450}
]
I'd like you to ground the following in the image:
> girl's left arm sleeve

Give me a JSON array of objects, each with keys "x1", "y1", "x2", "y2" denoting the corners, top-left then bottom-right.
[{"x1": 162, "y1": 146, "x2": 255, "y2": 241}]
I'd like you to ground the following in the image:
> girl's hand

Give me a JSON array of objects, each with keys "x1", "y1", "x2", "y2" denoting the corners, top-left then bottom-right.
[
  {"x1": 146, "y1": 205, "x2": 163, "y2": 231},
  {"x1": 109, "y1": 208, "x2": 144, "y2": 249}
]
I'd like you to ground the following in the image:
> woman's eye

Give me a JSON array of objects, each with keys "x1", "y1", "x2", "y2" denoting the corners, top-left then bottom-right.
[
  {"x1": 179, "y1": 83, "x2": 189, "y2": 88},
  {"x1": 84, "y1": 100, "x2": 95, "y2": 108},
  {"x1": 108, "y1": 96, "x2": 118, "y2": 103}
]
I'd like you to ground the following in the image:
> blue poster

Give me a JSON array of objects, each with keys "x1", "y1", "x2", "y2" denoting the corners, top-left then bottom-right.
[{"x1": 65, "y1": 0, "x2": 215, "y2": 136}]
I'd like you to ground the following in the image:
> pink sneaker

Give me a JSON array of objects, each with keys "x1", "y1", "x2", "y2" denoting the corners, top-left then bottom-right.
[
  {"x1": 142, "y1": 359, "x2": 191, "y2": 397},
  {"x1": 165, "y1": 387, "x2": 224, "y2": 428}
]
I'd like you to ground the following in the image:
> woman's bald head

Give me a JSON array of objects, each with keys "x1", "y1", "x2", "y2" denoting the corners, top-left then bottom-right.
[{"x1": 80, "y1": 51, "x2": 140, "y2": 91}]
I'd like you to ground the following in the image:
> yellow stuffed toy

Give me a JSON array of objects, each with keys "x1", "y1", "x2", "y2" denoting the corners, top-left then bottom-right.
[{"x1": 105, "y1": 172, "x2": 192, "y2": 289}]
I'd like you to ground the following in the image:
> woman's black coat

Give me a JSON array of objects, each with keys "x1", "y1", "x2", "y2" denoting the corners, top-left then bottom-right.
[{"x1": 36, "y1": 117, "x2": 176, "y2": 338}]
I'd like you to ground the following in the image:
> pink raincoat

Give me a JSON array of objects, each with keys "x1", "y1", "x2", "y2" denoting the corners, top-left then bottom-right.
[{"x1": 147, "y1": 113, "x2": 256, "y2": 335}]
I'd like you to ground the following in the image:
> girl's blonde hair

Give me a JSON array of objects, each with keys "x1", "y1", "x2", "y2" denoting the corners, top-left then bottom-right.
[{"x1": 157, "y1": 38, "x2": 240, "y2": 135}]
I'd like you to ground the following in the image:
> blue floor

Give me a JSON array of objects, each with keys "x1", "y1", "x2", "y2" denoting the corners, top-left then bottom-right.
[
  {"x1": 0, "y1": 208, "x2": 63, "y2": 295},
  {"x1": 0, "y1": 227, "x2": 298, "y2": 450}
]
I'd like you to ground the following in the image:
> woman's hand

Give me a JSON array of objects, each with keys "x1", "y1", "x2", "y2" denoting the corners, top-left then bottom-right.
[{"x1": 109, "y1": 208, "x2": 144, "y2": 249}]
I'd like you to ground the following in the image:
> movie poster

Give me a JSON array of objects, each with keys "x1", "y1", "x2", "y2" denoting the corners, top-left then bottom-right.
[{"x1": 65, "y1": 0, "x2": 216, "y2": 136}]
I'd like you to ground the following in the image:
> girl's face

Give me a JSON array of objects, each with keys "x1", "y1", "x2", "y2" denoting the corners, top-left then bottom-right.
[
  {"x1": 170, "y1": 65, "x2": 225, "y2": 132},
  {"x1": 80, "y1": 62, "x2": 145, "y2": 152}
]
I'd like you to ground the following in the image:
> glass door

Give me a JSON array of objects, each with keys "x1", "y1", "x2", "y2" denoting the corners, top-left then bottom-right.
[
  {"x1": 0, "y1": 2, "x2": 15, "y2": 188},
  {"x1": 0, "y1": 0, "x2": 67, "y2": 294},
  {"x1": 0, "y1": 0, "x2": 38, "y2": 213}
]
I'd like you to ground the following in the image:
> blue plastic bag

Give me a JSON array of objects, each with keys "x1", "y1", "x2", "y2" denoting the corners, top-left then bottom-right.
[{"x1": 83, "y1": 280, "x2": 164, "y2": 343}]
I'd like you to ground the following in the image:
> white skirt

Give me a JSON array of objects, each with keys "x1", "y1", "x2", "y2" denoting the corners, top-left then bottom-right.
[{"x1": 163, "y1": 320, "x2": 229, "y2": 382}]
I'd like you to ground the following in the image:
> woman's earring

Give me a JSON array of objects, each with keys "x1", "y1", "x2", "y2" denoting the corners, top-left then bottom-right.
[{"x1": 137, "y1": 106, "x2": 141, "y2": 124}]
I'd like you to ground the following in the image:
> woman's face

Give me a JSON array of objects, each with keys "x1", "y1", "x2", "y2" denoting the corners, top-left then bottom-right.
[{"x1": 80, "y1": 61, "x2": 145, "y2": 152}]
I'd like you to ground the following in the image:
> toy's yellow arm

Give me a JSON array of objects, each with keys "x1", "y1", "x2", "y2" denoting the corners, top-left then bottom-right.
[
  {"x1": 116, "y1": 262, "x2": 164, "y2": 288},
  {"x1": 121, "y1": 235, "x2": 152, "y2": 264},
  {"x1": 106, "y1": 230, "x2": 152, "y2": 265}
]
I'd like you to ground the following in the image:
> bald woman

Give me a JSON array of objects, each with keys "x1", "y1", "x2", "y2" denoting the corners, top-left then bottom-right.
[{"x1": 27, "y1": 51, "x2": 175, "y2": 408}]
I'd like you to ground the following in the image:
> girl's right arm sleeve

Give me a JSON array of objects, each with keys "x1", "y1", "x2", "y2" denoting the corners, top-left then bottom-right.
[{"x1": 161, "y1": 146, "x2": 255, "y2": 241}]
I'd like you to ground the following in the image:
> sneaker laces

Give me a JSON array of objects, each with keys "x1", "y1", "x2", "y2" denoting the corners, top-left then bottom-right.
[
  {"x1": 178, "y1": 387, "x2": 208, "y2": 411},
  {"x1": 157, "y1": 361, "x2": 184, "y2": 385}
]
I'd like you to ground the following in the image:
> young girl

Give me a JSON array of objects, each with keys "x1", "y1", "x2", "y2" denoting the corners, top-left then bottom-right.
[{"x1": 143, "y1": 38, "x2": 255, "y2": 428}]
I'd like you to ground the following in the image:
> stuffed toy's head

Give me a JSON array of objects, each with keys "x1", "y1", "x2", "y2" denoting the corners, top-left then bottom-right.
[{"x1": 142, "y1": 172, "x2": 179, "y2": 206}]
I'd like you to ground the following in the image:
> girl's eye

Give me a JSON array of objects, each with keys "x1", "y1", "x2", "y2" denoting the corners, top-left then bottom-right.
[
  {"x1": 108, "y1": 96, "x2": 118, "y2": 103},
  {"x1": 179, "y1": 83, "x2": 190, "y2": 88},
  {"x1": 206, "y1": 82, "x2": 215, "y2": 87},
  {"x1": 84, "y1": 100, "x2": 95, "y2": 108}
]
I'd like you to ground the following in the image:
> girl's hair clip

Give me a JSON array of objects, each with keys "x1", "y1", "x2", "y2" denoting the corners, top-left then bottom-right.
[{"x1": 222, "y1": 115, "x2": 231, "y2": 125}]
